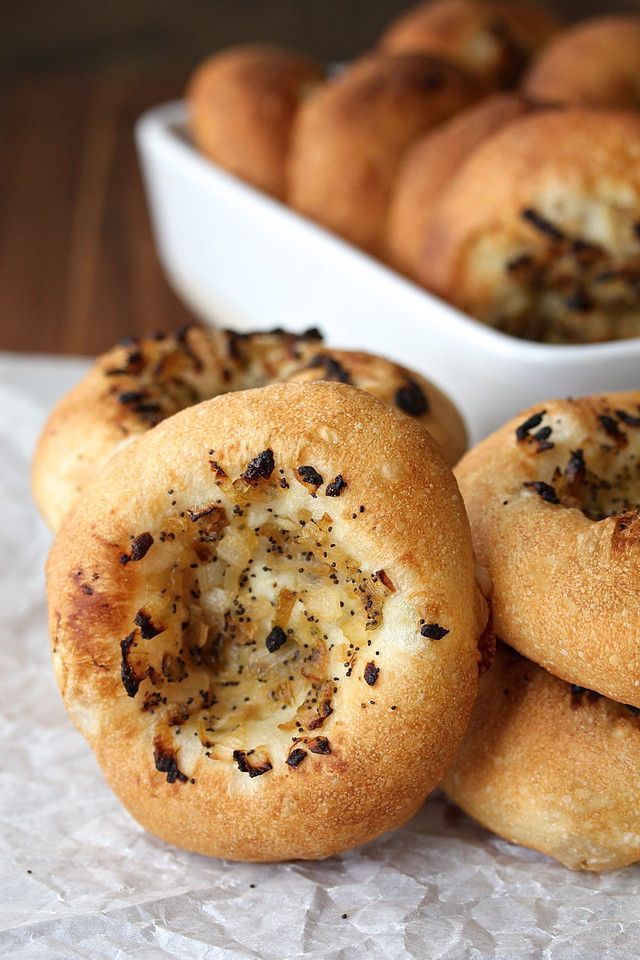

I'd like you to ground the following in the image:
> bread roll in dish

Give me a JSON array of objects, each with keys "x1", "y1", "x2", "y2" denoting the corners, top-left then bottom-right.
[
  {"x1": 381, "y1": 0, "x2": 558, "y2": 89},
  {"x1": 287, "y1": 51, "x2": 479, "y2": 257},
  {"x1": 188, "y1": 44, "x2": 324, "y2": 199},
  {"x1": 455, "y1": 393, "x2": 640, "y2": 707},
  {"x1": 443, "y1": 645, "x2": 640, "y2": 871},
  {"x1": 32, "y1": 329, "x2": 468, "y2": 532},
  {"x1": 524, "y1": 16, "x2": 640, "y2": 109},
  {"x1": 387, "y1": 93, "x2": 533, "y2": 277},
  {"x1": 418, "y1": 109, "x2": 640, "y2": 343},
  {"x1": 46, "y1": 382, "x2": 489, "y2": 861}
]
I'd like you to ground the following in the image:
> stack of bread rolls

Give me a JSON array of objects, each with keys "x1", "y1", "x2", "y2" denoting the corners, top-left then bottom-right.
[
  {"x1": 188, "y1": 6, "x2": 640, "y2": 345},
  {"x1": 34, "y1": 325, "x2": 640, "y2": 871},
  {"x1": 188, "y1": 0, "x2": 558, "y2": 258},
  {"x1": 445, "y1": 392, "x2": 640, "y2": 871}
]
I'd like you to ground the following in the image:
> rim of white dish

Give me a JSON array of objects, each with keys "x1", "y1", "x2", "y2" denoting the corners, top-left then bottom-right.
[{"x1": 136, "y1": 100, "x2": 640, "y2": 367}]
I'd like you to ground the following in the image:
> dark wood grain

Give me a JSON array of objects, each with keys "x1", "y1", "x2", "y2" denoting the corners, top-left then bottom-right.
[
  {"x1": 1, "y1": 0, "x2": 639, "y2": 355},
  {"x1": 0, "y1": 70, "x2": 193, "y2": 355}
]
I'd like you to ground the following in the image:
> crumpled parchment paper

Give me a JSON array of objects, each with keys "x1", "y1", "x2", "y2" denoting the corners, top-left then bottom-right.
[{"x1": 1, "y1": 352, "x2": 638, "y2": 960}]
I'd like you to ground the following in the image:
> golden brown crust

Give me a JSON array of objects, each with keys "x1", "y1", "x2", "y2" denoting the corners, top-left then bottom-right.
[
  {"x1": 524, "y1": 16, "x2": 640, "y2": 109},
  {"x1": 285, "y1": 349, "x2": 468, "y2": 465},
  {"x1": 387, "y1": 93, "x2": 533, "y2": 277},
  {"x1": 418, "y1": 108, "x2": 640, "y2": 343},
  {"x1": 381, "y1": 0, "x2": 559, "y2": 89},
  {"x1": 287, "y1": 51, "x2": 480, "y2": 257},
  {"x1": 32, "y1": 331, "x2": 468, "y2": 532},
  {"x1": 455, "y1": 392, "x2": 640, "y2": 706},
  {"x1": 443, "y1": 645, "x2": 640, "y2": 871},
  {"x1": 47, "y1": 382, "x2": 487, "y2": 861},
  {"x1": 187, "y1": 44, "x2": 324, "y2": 199}
]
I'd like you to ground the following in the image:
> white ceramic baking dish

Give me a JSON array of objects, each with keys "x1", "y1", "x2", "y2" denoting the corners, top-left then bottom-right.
[{"x1": 136, "y1": 101, "x2": 640, "y2": 442}]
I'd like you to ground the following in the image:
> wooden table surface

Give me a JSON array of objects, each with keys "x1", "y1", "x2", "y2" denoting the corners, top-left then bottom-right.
[{"x1": 1, "y1": 0, "x2": 638, "y2": 356}]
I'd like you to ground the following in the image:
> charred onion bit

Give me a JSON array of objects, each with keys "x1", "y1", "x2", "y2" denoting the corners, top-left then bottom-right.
[
  {"x1": 118, "y1": 390, "x2": 145, "y2": 404},
  {"x1": 616, "y1": 409, "x2": 640, "y2": 428},
  {"x1": 308, "y1": 736, "x2": 331, "y2": 754},
  {"x1": 241, "y1": 449, "x2": 275, "y2": 483},
  {"x1": 506, "y1": 252, "x2": 536, "y2": 279},
  {"x1": 286, "y1": 748, "x2": 307, "y2": 767},
  {"x1": 325, "y1": 474, "x2": 347, "y2": 497},
  {"x1": 565, "y1": 291, "x2": 594, "y2": 312},
  {"x1": 119, "y1": 532, "x2": 154, "y2": 565},
  {"x1": 598, "y1": 414, "x2": 628, "y2": 447},
  {"x1": 120, "y1": 631, "x2": 141, "y2": 697},
  {"x1": 395, "y1": 379, "x2": 429, "y2": 416},
  {"x1": 227, "y1": 326, "x2": 321, "y2": 363},
  {"x1": 307, "y1": 354, "x2": 353, "y2": 384},
  {"x1": 295, "y1": 465, "x2": 324, "y2": 494},
  {"x1": 523, "y1": 480, "x2": 560, "y2": 504},
  {"x1": 307, "y1": 695, "x2": 333, "y2": 730},
  {"x1": 530, "y1": 426, "x2": 554, "y2": 452},
  {"x1": 105, "y1": 349, "x2": 144, "y2": 377},
  {"x1": 420, "y1": 623, "x2": 450, "y2": 640},
  {"x1": 515, "y1": 410, "x2": 546, "y2": 443},
  {"x1": 364, "y1": 662, "x2": 379, "y2": 686},
  {"x1": 299, "y1": 327, "x2": 323, "y2": 342},
  {"x1": 134, "y1": 609, "x2": 165, "y2": 640},
  {"x1": 129, "y1": 402, "x2": 163, "y2": 426},
  {"x1": 521, "y1": 208, "x2": 565, "y2": 242},
  {"x1": 142, "y1": 691, "x2": 163, "y2": 713},
  {"x1": 176, "y1": 324, "x2": 204, "y2": 373},
  {"x1": 154, "y1": 739, "x2": 188, "y2": 783},
  {"x1": 565, "y1": 449, "x2": 586, "y2": 491},
  {"x1": 233, "y1": 750, "x2": 273, "y2": 778},
  {"x1": 187, "y1": 505, "x2": 219, "y2": 522},
  {"x1": 209, "y1": 460, "x2": 228, "y2": 480}
]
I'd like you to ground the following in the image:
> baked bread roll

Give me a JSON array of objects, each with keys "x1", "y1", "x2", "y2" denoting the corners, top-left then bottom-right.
[
  {"x1": 47, "y1": 381, "x2": 488, "y2": 861},
  {"x1": 287, "y1": 51, "x2": 480, "y2": 257},
  {"x1": 455, "y1": 393, "x2": 640, "y2": 707},
  {"x1": 387, "y1": 93, "x2": 533, "y2": 277},
  {"x1": 524, "y1": 16, "x2": 640, "y2": 109},
  {"x1": 286, "y1": 348, "x2": 467, "y2": 464},
  {"x1": 188, "y1": 44, "x2": 324, "y2": 199},
  {"x1": 32, "y1": 329, "x2": 468, "y2": 532},
  {"x1": 443, "y1": 645, "x2": 640, "y2": 871},
  {"x1": 381, "y1": 0, "x2": 558, "y2": 89},
  {"x1": 418, "y1": 109, "x2": 640, "y2": 343}
]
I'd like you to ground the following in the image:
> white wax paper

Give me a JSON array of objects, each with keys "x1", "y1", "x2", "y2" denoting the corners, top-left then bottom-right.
[{"x1": 1, "y1": 352, "x2": 639, "y2": 960}]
